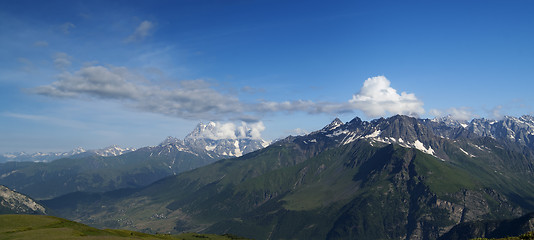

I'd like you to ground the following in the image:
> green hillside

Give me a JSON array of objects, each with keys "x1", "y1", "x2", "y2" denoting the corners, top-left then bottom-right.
[
  {"x1": 0, "y1": 214, "x2": 247, "y2": 240},
  {"x1": 0, "y1": 149, "x2": 212, "y2": 199}
]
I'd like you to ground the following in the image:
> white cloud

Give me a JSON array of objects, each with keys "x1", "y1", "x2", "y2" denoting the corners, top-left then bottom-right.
[
  {"x1": 60, "y1": 22, "x2": 75, "y2": 34},
  {"x1": 348, "y1": 76, "x2": 424, "y2": 117},
  {"x1": 238, "y1": 121, "x2": 265, "y2": 139},
  {"x1": 32, "y1": 71, "x2": 425, "y2": 122},
  {"x1": 449, "y1": 107, "x2": 474, "y2": 121},
  {"x1": 255, "y1": 100, "x2": 349, "y2": 115},
  {"x1": 428, "y1": 109, "x2": 443, "y2": 117},
  {"x1": 429, "y1": 107, "x2": 475, "y2": 121},
  {"x1": 287, "y1": 128, "x2": 309, "y2": 136},
  {"x1": 491, "y1": 105, "x2": 503, "y2": 120},
  {"x1": 53, "y1": 52, "x2": 72, "y2": 69},
  {"x1": 125, "y1": 20, "x2": 154, "y2": 42},
  {"x1": 31, "y1": 65, "x2": 243, "y2": 120},
  {"x1": 193, "y1": 121, "x2": 265, "y2": 140}
]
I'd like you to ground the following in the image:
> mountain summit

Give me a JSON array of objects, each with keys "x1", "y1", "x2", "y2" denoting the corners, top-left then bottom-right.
[{"x1": 182, "y1": 121, "x2": 270, "y2": 157}]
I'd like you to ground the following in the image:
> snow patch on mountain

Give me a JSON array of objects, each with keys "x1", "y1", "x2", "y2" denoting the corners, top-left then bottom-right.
[
  {"x1": 326, "y1": 129, "x2": 349, "y2": 137},
  {"x1": 364, "y1": 130, "x2": 381, "y2": 138},
  {"x1": 205, "y1": 145, "x2": 216, "y2": 151},
  {"x1": 322, "y1": 118, "x2": 343, "y2": 132},
  {"x1": 311, "y1": 116, "x2": 445, "y2": 159},
  {"x1": 413, "y1": 140, "x2": 435, "y2": 155},
  {"x1": 93, "y1": 145, "x2": 136, "y2": 157},
  {"x1": 459, "y1": 148, "x2": 476, "y2": 158}
]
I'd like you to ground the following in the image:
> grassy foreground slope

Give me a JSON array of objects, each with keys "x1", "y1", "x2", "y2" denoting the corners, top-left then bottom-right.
[{"x1": 0, "y1": 214, "x2": 247, "y2": 240}]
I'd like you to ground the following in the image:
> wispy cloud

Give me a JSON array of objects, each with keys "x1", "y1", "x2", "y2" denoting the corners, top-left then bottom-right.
[
  {"x1": 31, "y1": 65, "x2": 243, "y2": 120},
  {"x1": 3, "y1": 112, "x2": 87, "y2": 129},
  {"x1": 256, "y1": 76, "x2": 425, "y2": 118},
  {"x1": 255, "y1": 100, "x2": 350, "y2": 115},
  {"x1": 286, "y1": 128, "x2": 309, "y2": 136},
  {"x1": 31, "y1": 66, "x2": 425, "y2": 121},
  {"x1": 33, "y1": 41, "x2": 48, "y2": 47},
  {"x1": 53, "y1": 52, "x2": 72, "y2": 69},
  {"x1": 125, "y1": 20, "x2": 154, "y2": 42},
  {"x1": 60, "y1": 22, "x2": 75, "y2": 34},
  {"x1": 429, "y1": 107, "x2": 475, "y2": 121},
  {"x1": 491, "y1": 105, "x2": 503, "y2": 120},
  {"x1": 18, "y1": 58, "x2": 34, "y2": 72}
]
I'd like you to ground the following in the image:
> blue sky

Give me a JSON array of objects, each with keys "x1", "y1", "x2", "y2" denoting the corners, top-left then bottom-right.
[{"x1": 1, "y1": 0, "x2": 534, "y2": 153}]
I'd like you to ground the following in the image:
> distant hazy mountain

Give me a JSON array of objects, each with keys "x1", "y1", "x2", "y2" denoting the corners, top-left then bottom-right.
[
  {"x1": 43, "y1": 115, "x2": 534, "y2": 239},
  {"x1": 0, "y1": 185, "x2": 46, "y2": 215},
  {"x1": 0, "y1": 145, "x2": 136, "y2": 163},
  {"x1": 0, "y1": 122, "x2": 268, "y2": 199}
]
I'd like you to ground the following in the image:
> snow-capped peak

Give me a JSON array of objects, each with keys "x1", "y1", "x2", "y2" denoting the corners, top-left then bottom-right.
[
  {"x1": 185, "y1": 121, "x2": 266, "y2": 141},
  {"x1": 91, "y1": 145, "x2": 136, "y2": 157},
  {"x1": 153, "y1": 121, "x2": 270, "y2": 159},
  {"x1": 322, "y1": 118, "x2": 344, "y2": 131},
  {"x1": 159, "y1": 136, "x2": 183, "y2": 146},
  {"x1": 69, "y1": 147, "x2": 87, "y2": 155},
  {"x1": 433, "y1": 115, "x2": 469, "y2": 128}
]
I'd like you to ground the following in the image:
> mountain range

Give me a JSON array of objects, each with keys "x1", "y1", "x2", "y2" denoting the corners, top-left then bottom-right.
[
  {"x1": 39, "y1": 115, "x2": 534, "y2": 239},
  {"x1": 0, "y1": 122, "x2": 268, "y2": 199},
  {"x1": 0, "y1": 145, "x2": 136, "y2": 163}
]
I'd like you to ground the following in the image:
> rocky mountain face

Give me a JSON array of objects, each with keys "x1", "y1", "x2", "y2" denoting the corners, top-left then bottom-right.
[
  {"x1": 0, "y1": 185, "x2": 46, "y2": 214},
  {"x1": 43, "y1": 115, "x2": 534, "y2": 240},
  {"x1": 0, "y1": 122, "x2": 269, "y2": 199},
  {"x1": 438, "y1": 212, "x2": 534, "y2": 240}
]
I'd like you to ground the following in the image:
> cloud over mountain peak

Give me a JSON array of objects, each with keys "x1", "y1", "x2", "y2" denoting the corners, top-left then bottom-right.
[{"x1": 349, "y1": 76, "x2": 425, "y2": 117}]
